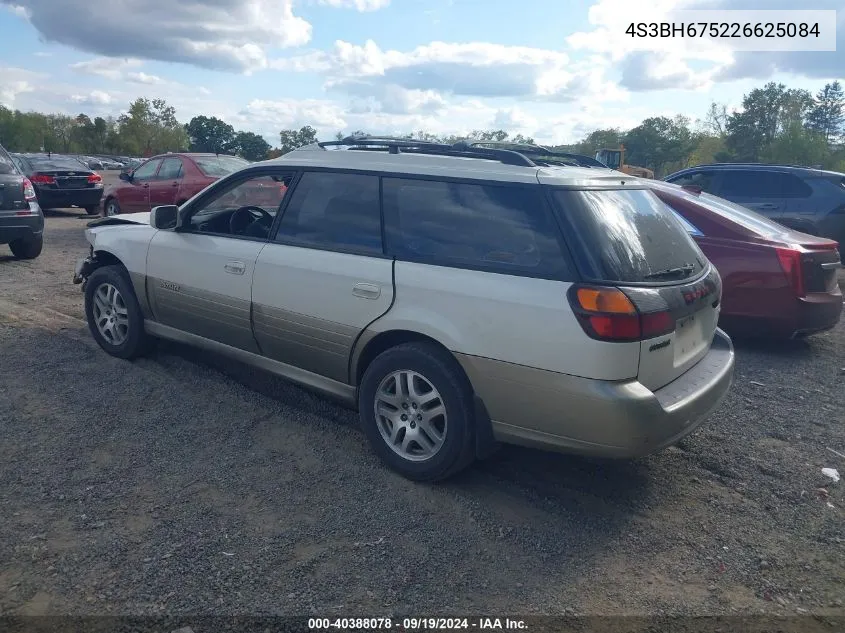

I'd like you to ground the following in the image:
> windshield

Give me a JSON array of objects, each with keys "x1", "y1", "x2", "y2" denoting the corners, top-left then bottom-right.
[
  {"x1": 551, "y1": 188, "x2": 706, "y2": 284},
  {"x1": 194, "y1": 155, "x2": 249, "y2": 177},
  {"x1": 28, "y1": 156, "x2": 89, "y2": 171}
]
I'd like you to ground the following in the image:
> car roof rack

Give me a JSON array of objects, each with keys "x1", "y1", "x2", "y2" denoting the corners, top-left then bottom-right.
[
  {"x1": 317, "y1": 135, "x2": 537, "y2": 168},
  {"x1": 466, "y1": 141, "x2": 607, "y2": 168}
]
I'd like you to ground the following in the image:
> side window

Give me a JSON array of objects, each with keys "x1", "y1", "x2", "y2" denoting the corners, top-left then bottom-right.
[
  {"x1": 382, "y1": 178, "x2": 569, "y2": 277},
  {"x1": 133, "y1": 159, "x2": 161, "y2": 181},
  {"x1": 669, "y1": 210, "x2": 704, "y2": 237},
  {"x1": 667, "y1": 170, "x2": 716, "y2": 193},
  {"x1": 275, "y1": 171, "x2": 382, "y2": 254},
  {"x1": 719, "y1": 170, "x2": 797, "y2": 199},
  {"x1": 157, "y1": 158, "x2": 183, "y2": 180},
  {"x1": 188, "y1": 173, "x2": 294, "y2": 237},
  {"x1": 779, "y1": 174, "x2": 812, "y2": 198}
]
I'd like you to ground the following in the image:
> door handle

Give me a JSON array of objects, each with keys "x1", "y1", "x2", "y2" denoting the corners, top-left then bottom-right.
[
  {"x1": 171, "y1": 182, "x2": 179, "y2": 187},
  {"x1": 142, "y1": 183, "x2": 149, "y2": 188},
  {"x1": 224, "y1": 261, "x2": 246, "y2": 275},
  {"x1": 352, "y1": 282, "x2": 381, "y2": 299}
]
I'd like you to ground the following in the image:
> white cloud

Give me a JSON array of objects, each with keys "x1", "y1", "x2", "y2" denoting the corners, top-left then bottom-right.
[
  {"x1": 33, "y1": 51, "x2": 52, "y2": 57},
  {"x1": 493, "y1": 108, "x2": 537, "y2": 132},
  {"x1": 71, "y1": 90, "x2": 114, "y2": 106},
  {"x1": 6, "y1": 0, "x2": 312, "y2": 73},
  {"x1": 0, "y1": 67, "x2": 42, "y2": 107},
  {"x1": 71, "y1": 57, "x2": 143, "y2": 81},
  {"x1": 126, "y1": 72, "x2": 165, "y2": 85},
  {"x1": 316, "y1": 0, "x2": 390, "y2": 10},
  {"x1": 3, "y1": 3, "x2": 28, "y2": 17},
  {"x1": 275, "y1": 39, "x2": 626, "y2": 107}
]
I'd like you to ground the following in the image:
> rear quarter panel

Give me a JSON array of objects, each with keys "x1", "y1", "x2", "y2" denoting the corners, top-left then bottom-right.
[
  {"x1": 379, "y1": 262, "x2": 641, "y2": 381},
  {"x1": 695, "y1": 236, "x2": 794, "y2": 323}
]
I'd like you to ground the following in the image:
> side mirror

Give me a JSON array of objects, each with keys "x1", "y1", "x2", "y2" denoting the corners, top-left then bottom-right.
[
  {"x1": 150, "y1": 205, "x2": 178, "y2": 230},
  {"x1": 119, "y1": 171, "x2": 132, "y2": 182},
  {"x1": 682, "y1": 184, "x2": 703, "y2": 195}
]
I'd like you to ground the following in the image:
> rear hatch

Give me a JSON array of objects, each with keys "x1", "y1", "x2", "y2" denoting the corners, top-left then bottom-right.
[
  {"x1": 550, "y1": 187, "x2": 722, "y2": 391},
  {"x1": 0, "y1": 152, "x2": 26, "y2": 211}
]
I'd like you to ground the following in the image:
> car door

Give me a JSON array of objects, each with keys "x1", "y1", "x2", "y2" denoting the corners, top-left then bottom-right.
[
  {"x1": 715, "y1": 169, "x2": 787, "y2": 219},
  {"x1": 145, "y1": 170, "x2": 294, "y2": 352},
  {"x1": 148, "y1": 157, "x2": 182, "y2": 208},
  {"x1": 122, "y1": 158, "x2": 161, "y2": 213},
  {"x1": 252, "y1": 171, "x2": 394, "y2": 384}
]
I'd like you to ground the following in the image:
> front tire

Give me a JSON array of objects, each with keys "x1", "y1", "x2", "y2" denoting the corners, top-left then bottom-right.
[
  {"x1": 103, "y1": 198, "x2": 120, "y2": 217},
  {"x1": 9, "y1": 234, "x2": 43, "y2": 259},
  {"x1": 84, "y1": 265, "x2": 150, "y2": 359},
  {"x1": 84, "y1": 205, "x2": 99, "y2": 215},
  {"x1": 359, "y1": 342, "x2": 476, "y2": 481}
]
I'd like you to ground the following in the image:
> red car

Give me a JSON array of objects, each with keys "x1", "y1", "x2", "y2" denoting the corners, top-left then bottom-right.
[
  {"x1": 102, "y1": 153, "x2": 249, "y2": 216},
  {"x1": 650, "y1": 181, "x2": 843, "y2": 338}
]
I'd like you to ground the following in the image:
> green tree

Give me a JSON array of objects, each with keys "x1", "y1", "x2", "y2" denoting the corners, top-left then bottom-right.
[
  {"x1": 807, "y1": 81, "x2": 844, "y2": 143},
  {"x1": 92, "y1": 117, "x2": 109, "y2": 153},
  {"x1": 623, "y1": 115, "x2": 696, "y2": 175},
  {"x1": 278, "y1": 125, "x2": 318, "y2": 154},
  {"x1": 185, "y1": 115, "x2": 236, "y2": 153},
  {"x1": 725, "y1": 83, "x2": 813, "y2": 161},
  {"x1": 760, "y1": 122, "x2": 830, "y2": 166},
  {"x1": 119, "y1": 98, "x2": 188, "y2": 156},
  {"x1": 232, "y1": 131, "x2": 271, "y2": 161},
  {"x1": 46, "y1": 114, "x2": 75, "y2": 153}
]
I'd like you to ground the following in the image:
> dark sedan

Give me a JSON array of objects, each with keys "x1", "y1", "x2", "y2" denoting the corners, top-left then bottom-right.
[
  {"x1": 0, "y1": 143, "x2": 44, "y2": 259},
  {"x1": 650, "y1": 180, "x2": 842, "y2": 339},
  {"x1": 11, "y1": 153, "x2": 104, "y2": 215}
]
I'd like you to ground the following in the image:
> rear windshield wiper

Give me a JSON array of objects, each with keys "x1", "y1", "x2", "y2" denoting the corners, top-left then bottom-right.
[{"x1": 644, "y1": 264, "x2": 695, "y2": 280}]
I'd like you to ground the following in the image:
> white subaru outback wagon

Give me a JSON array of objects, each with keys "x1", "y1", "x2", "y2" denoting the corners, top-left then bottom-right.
[{"x1": 73, "y1": 137, "x2": 735, "y2": 481}]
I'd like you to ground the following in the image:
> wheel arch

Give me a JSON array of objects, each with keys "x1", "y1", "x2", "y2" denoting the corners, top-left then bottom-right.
[{"x1": 350, "y1": 328, "x2": 498, "y2": 459}]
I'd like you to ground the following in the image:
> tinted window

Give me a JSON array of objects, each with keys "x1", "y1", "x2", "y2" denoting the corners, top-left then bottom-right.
[
  {"x1": 194, "y1": 155, "x2": 249, "y2": 177},
  {"x1": 133, "y1": 159, "x2": 161, "y2": 180},
  {"x1": 383, "y1": 178, "x2": 568, "y2": 277},
  {"x1": 28, "y1": 156, "x2": 88, "y2": 171},
  {"x1": 276, "y1": 172, "x2": 382, "y2": 254},
  {"x1": 551, "y1": 188, "x2": 706, "y2": 284},
  {"x1": 0, "y1": 148, "x2": 15, "y2": 174},
  {"x1": 157, "y1": 158, "x2": 183, "y2": 180},
  {"x1": 719, "y1": 170, "x2": 812, "y2": 199},
  {"x1": 666, "y1": 170, "x2": 716, "y2": 193}
]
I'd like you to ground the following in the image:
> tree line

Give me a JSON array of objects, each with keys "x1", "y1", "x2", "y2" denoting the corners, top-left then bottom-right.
[{"x1": 1, "y1": 81, "x2": 843, "y2": 174}]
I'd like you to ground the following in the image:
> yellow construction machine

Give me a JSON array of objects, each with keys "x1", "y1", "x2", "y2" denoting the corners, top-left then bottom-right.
[{"x1": 594, "y1": 145, "x2": 654, "y2": 179}]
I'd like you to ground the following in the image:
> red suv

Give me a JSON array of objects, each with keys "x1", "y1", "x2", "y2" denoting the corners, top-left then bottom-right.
[{"x1": 102, "y1": 153, "x2": 249, "y2": 216}]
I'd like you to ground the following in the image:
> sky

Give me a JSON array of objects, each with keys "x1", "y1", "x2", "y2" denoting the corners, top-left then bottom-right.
[{"x1": 0, "y1": 0, "x2": 843, "y2": 146}]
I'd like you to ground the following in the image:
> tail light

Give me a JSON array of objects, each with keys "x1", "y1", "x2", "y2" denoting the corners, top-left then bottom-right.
[
  {"x1": 569, "y1": 286, "x2": 675, "y2": 342},
  {"x1": 30, "y1": 174, "x2": 55, "y2": 184},
  {"x1": 88, "y1": 173, "x2": 102, "y2": 183},
  {"x1": 22, "y1": 178, "x2": 36, "y2": 201},
  {"x1": 775, "y1": 247, "x2": 805, "y2": 297}
]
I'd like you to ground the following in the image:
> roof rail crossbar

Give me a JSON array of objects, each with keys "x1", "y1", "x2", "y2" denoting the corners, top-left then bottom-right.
[
  {"x1": 467, "y1": 141, "x2": 607, "y2": 168},
  {"x1": 316, "y1": 135, "x2": 536, "y2": 167}
]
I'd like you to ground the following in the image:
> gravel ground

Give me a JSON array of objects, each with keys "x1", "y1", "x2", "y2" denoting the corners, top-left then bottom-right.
[{"x1": 1, "y1": 209, "x2": 844, "y2": 619}]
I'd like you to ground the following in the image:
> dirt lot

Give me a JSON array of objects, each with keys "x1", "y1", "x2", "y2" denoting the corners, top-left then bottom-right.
[{"x1": 1, "y1": 209, "x2": 844, "y2": 619}]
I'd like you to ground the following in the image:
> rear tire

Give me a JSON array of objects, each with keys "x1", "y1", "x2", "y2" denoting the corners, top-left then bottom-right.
[
  {"x1": 84, "y1": 205, "x2": 99, "y2": 215},
  {"x1": 84, "y1": 265, "x2": 151, "y2": 359},
  {"x1": 103, "y1": 198, "x2": 120, "y2": 217},
  {"x1": 358, "y1": 342, "x2": 476, "y2": 482},
  {"x1": 9, "y1": 234, "x2": 43, "y2": 259}
]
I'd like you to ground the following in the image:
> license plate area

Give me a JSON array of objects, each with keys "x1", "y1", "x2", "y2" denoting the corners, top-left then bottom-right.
[{"x1": 674, "y1": 312, "x2": 706, "y2": 364}]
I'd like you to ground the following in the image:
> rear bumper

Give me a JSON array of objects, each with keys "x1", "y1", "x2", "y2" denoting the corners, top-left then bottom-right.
[
  {"x1": 0, "y1": 204, "x2": 44, "y2": 244},
  {"x1": 791, "y1": 291, "x2": 843, "y2": 337},
  {"x1": 35, "y1": 186, "x2": 103, "y2": 209},
  {"x1": 457, "y1": 329, "x2": 735, "y2": 458},
  {"x1": 720, "y1": 290, "x2": 842, "y2": 338}
]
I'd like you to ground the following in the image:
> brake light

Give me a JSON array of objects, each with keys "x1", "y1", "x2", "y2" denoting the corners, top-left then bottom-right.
[
  {"x1": 775, "y1": 247, "x2": 805, "y2": 297},
  {"x1": 22, "y1": 178, "x2": 36, "y2": 201},
  {"x1": 88, "y1": 173, "x2": 102, "y2": 183},
  {"x1": 30, "y1": 174, "x2": 55, "y2": 184},
  {"x1": 569, "y1": 286, "x2": 675, "y2": 342}
]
